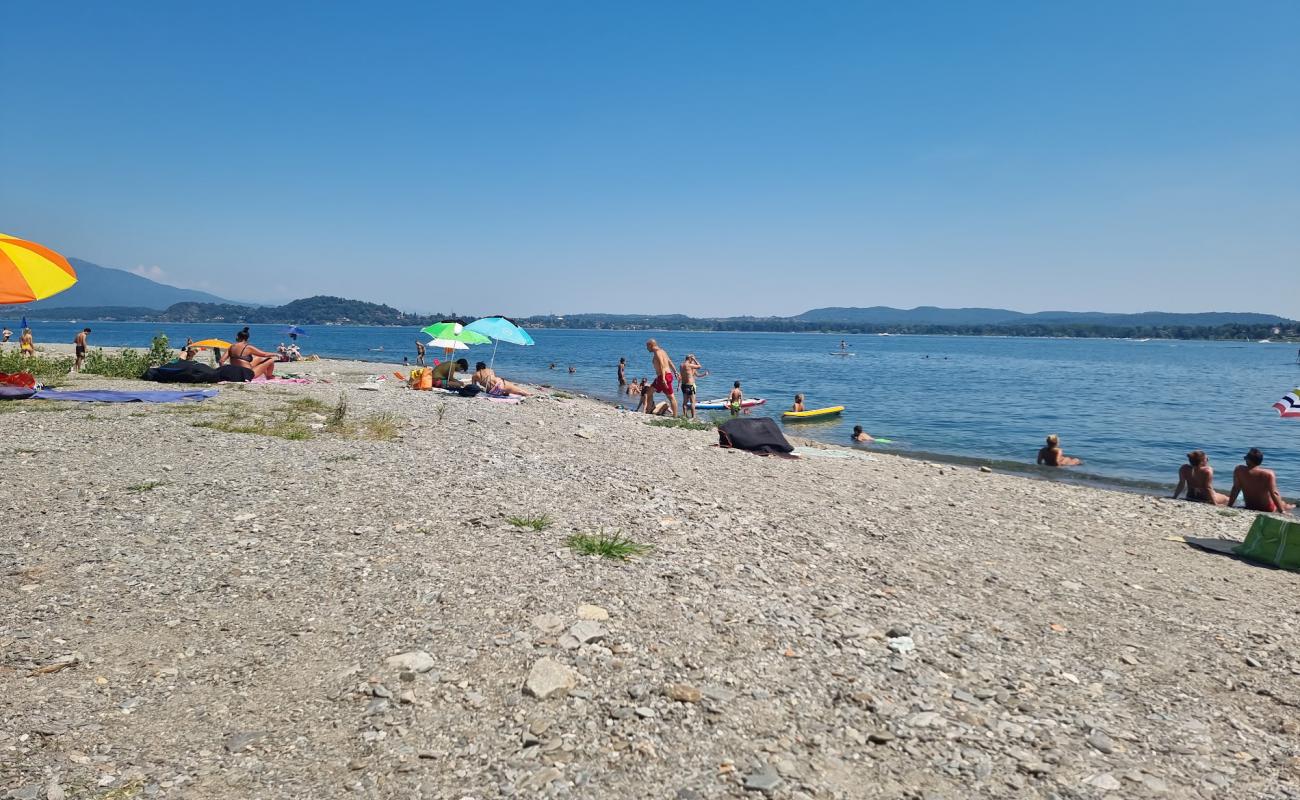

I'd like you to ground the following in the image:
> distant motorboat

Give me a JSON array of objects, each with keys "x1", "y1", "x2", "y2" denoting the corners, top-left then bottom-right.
[{"x1": 1259, "y1": 339, "x2": 1272, "y2": 344}]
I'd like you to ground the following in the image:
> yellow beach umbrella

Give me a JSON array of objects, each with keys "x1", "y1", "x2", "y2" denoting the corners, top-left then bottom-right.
[
  {"x1": 0, "y1": 234, "x2": 77, "y2": 304},
  {"x1": 191, "y1": 338, "x2": 232, "y2": 349}
]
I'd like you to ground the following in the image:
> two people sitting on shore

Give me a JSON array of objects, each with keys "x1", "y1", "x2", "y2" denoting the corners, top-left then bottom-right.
[
  {"x1": 220, "y1": 327, "x2": 277, "y2": 381},
  {"x1": 1037, "y1": 434, "x2": 1081, "y2": 467},
  {"x1": 471, "y1": 361, "x2": 532, "y2": 397},
  {"x1": 1172, "y1": 448, "x2": 1293, "y2": 513}
]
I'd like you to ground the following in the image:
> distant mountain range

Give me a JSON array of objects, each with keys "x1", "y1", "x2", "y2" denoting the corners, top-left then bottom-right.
[
  {"x1": 15, "y1": 258, "x2": 240, "y2": 312},
  {"x1": 15, "y1": 260, "x2": 1297, "y2": 339}
]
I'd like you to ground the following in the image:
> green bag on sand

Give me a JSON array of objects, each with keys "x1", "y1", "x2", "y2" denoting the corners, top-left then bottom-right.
[{"x1": 1234, "y1": 515, "x2": 1300, "y2": 572}]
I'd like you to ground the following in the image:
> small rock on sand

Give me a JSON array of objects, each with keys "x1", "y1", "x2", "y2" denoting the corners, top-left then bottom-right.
[
  {"x1": 525, "y1": 658, "x2": 579, "y2": 699},
  {"x1": 384, "y1": 651, "x2": 436, "y2": 673}
]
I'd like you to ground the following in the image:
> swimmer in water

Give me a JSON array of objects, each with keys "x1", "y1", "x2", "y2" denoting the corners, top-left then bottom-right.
[{"x1": 851, "y1": 425, "x2": 873, "y2": 443}]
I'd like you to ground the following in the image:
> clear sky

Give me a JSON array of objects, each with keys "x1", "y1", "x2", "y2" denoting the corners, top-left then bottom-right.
[{"x1": 3, "y1": 1, "x2": 1298, "y2": 317}]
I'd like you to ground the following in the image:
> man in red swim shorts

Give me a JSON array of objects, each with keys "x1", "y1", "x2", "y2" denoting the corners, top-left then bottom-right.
[{"x1": 646, "y1": 338, "x2": 679, "y2": 417}]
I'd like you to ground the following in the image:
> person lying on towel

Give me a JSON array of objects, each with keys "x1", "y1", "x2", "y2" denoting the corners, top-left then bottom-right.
[{"x1": 471, "y1": 362, "x2": 532, "y2": 397}]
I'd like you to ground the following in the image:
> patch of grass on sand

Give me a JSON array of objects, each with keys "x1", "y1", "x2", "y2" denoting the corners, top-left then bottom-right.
[
  {"x1": 360, "y1": 412, "x2": 402, "y2": 441},
  {"x1": 1217, "y1": 509, "x2": 1241, "y2": 517},
  {"x1": 127, "y1": 481, "x2": 166, "y2": 493},
  {"x1": 193, "y1": 412, "x2": 313, "y2": 441},
  {"x1": 507, "y1": 514, "x2": 554, "y2": 531},
  {"x1": 0, "y1": 350, "x2": 73, "y2": 387},
  {"x1": 326, "y1": 395, "x2": 349, "y2": 431},
  {"x1": 551, "y1": 391, "x2": 574, "y2": 400},
  {"x1": 0, "y1": 401, "x2": 73, "y2": 414},
  {"x1": 647, "y1": 417, "x2": 713, "y2": 431},
  {"x1": 565, "y1": 531, "x2": 651, "y2": 561},
  {"x1": 285, "y1": 396, "x2": 331, "y2": 413}
]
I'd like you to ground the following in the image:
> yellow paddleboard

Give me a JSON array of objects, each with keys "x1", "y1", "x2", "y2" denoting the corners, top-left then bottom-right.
[{"x1": 782, "y1": 406, "x2": 845, "y2": 420}]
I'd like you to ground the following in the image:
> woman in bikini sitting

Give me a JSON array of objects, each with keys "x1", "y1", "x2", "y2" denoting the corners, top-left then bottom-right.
[
  {"x1": 471, "y1": 362, "x2": 532, "y2": 396},
  {"x1": 220, "y1": 327, "x2": 277, "y2": 381}
]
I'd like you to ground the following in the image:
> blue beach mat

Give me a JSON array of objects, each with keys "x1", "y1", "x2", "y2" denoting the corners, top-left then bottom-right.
[{"x1": 32, "y1": 389, "x2": 218, "y2": 403}]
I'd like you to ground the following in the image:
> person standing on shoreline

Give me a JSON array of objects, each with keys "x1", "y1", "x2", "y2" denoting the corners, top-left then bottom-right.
[
  {"x1": 646, "y1": 339, "x2": 678, "y2": 417},
  {"x1": 617, "y1": 357, "x2": 626, "y2": 387},
  {"x1": 1228, "y1": 448, "x2": 1293, "y2": 513},
  {"x1": 1, "y1": 327, "x2": 10, "y2": 347},
  {"x1": 19, "y1": 327, "x2": 34, "y2": 356},
  {"x1": 1172, "y1": 450, "x2": 1228, "y2": 505},
  {"x1": 72, "y1": 328, "x2": 91, "y2": 373},
  {"x1": 415, "y1": 340, "x2": 426, "y2": 367},
  {"x1": 679, "y1": 354, "x2": 703, "y2": 418},
  {"x1": 728, "y1": 381, "x2": 744, "y2": 416}
]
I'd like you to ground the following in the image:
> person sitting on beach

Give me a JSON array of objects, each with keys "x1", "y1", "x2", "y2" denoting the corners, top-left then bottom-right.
[
  {"x1": 182, "y1": 337, "x2": 197, "y2": 361},
  {"x1": 1036, "y1": 434, "x2": 1081, "y2": 467},
  {"x1": 651, "y1": 400, "x2": 673, "y2": 416},
  {"x1": 277, "y1": 343, "x2": 290, "y2": 361},
  {"x1": 221, "y1": 327, "x2": 277, "y2": 380},
  {"x1": 639, "y1": 379, "x2": 656, "y2": 413},
  {"x1": 19, "y1": 328, "x2": 34, "y2": 356},
  {"x1": 1, "y1": 327, "x2": 10, "y2": 344},
  {"x1": 287, "y1": 343, "x2": 301, "y2": 361},
  {"x1": 728, "y1": 381, "x2": 744, "y2": 416},
  {"x1": 1228, "y1": 448, "x2": 1293, "y2": 513},
  {"x1": 791, "y1": 394, "x2": 805, "y2": 413},
  {"x1": 471, "y1": 361, "x2": 532, "y2": 397},
  {"x1": 430, "y1": 358, "x2": 470, "y2": 388},
  {"x1": 679, "y1": 354, "x2": 703, "y2": 419},
  {"x1": 852, "y1": 425, "x2": 873, "y2": 443},
  {"x1": 1172, "y1": 450, "x2": 1228, "y2": 505}
]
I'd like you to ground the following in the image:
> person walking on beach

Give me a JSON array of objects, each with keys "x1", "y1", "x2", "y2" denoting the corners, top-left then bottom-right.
[
  {"x1": 1036, "y1": 434, "x2": 1081, "y2": 467},
  {"x1": 679, "y1": 354, "x2": 704, "y2": 418},
  {"x1": 415, "y1": 340, "x2": 426, "y2": 367},
  {"x1": 728, "y1": 381, "x2": 744, "y2": 416},
  {"x1": 1, "y1": 327, "x2": 10, "y2": 346},
  {"x1": 646, "y1": 338, "x2": 678, "y2": 417},
  {"x1": 19, "y1": 327, "x2": 34, "y2": 357},
  {"x1": 1228, "y1": 448, "x2": 1293, "y2": 513},
  {"x1": 617, "y1": 357, "x2": 626, "y2": 387},
  {"x1": 1172, "y1": 450, "x2": 1228, "y2": 505},
  {"x1": 72, "y1": 328, "x2": 91, "y2": 373}
]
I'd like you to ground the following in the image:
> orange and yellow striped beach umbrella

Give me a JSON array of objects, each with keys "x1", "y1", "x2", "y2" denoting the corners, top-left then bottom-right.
[{"x1": 0, "y1": 234, "x2": 78, "y2": 304}]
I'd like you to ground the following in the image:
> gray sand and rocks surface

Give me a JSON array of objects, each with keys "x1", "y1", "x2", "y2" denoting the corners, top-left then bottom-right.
[{"x1": 3, "y1": 352, "x2": 1300, "y2": 799}]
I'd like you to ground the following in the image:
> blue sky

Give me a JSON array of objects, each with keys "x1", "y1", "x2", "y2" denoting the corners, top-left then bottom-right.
[{"x1": 3, "y1": 1, "x2": 1297, "y2": 317}]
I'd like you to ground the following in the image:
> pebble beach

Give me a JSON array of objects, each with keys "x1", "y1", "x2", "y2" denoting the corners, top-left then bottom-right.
[{"x1": 4, "y1": 350, "x2": 1300, "y2": 799}]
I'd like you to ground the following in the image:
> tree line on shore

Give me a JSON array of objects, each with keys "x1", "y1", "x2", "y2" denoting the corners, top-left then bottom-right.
[{"x1": 20, "y1": 297, "x2": 1299, "y2": 341}]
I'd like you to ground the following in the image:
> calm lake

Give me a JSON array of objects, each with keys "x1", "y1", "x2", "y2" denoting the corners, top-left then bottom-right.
[{"x1": 18, "y1": 320, "x2": 1300, "y2": 492}]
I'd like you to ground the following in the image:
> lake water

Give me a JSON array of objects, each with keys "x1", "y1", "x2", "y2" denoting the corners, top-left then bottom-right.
[{"x1": 16, "y1": 320, "x2": 1300, "y2": 492}]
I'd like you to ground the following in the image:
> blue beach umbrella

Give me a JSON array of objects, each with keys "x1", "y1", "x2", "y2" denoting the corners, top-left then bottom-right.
[
  {"x1": 285, "y1": 325, "x2": 306, "y2": 340},
  {"x1": 466, "y1": 316, "x2": 534, "y2": 368}
]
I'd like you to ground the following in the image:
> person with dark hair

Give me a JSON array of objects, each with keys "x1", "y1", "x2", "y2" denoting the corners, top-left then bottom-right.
[
  {"x1": 679, "y1": 354, "x2": 704, "y2": 419},
  {"x1": 430, "y1": 357, "x2": 470, "y2": 388},
  {"x1": 790, "y1": 394, "x2": 805, "y2": 413},
  {"x1": 851, "y1": 425, "x2": 873, "y2": 443},
  {"x1": 728, "y1": 381, "x2": 744, "y2": 416},
  {"x1": 638, "y1": 378, "x2": 655, "y2": 413},
  {"x1": 1229, "y1": 448, "x2": 1293, "y2": 513},
  {"x1": 72, "y1": 327, "x2": 91, "y2": 373},
  {"x1": 220, "y1": 327, "x2": 277, "y2": 380},
  {"x1": 415, "y1": 340, "x2": 426, "y2": 367},
  {"x1": 471, "y1": 360, "x2": 532, "y2": 397},
  {"x1": 1173, "y1": 450, "x2": 1227, "y2": 505},
  {"x1": 617, "y1": 357, "x2": 626, "y2": 387}
]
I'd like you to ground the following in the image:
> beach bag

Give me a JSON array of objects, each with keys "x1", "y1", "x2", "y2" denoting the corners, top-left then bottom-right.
[
  {"x1": 0, "y1": 371, "x2": 36, "y2": 389},
  {"x1": 717, "y1": 417, "x2": 793, "y2": 455},
  {"x1": 1234, "y1": 515, "x2": 1300, "y2": 572},
  {"x1": 457, "y1": 385, "x2": 482, "y2": 397}
]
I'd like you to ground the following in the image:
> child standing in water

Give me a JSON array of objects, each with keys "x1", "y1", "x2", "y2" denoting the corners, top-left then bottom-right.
[{"x1": 728, "y1": 381, "x2": 744, "y2": 416}]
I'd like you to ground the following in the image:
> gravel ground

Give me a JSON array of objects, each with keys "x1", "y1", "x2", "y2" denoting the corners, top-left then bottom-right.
[{"x1": 3, "y1": 354, "x2": 1299, "y2": 800}]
